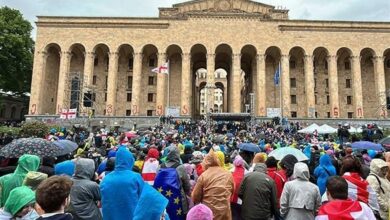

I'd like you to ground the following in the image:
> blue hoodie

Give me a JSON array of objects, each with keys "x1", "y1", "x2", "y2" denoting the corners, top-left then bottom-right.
[
  {"x1": 100, "y1": 147, "x2": 145, "y2": 220},
  {"x1": 314, "y1": 154, "x2": 336, "y2": 195}
]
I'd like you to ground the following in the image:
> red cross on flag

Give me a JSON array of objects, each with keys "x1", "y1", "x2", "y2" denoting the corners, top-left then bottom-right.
[
  {"x1": 60, "y1": 108, "x2": 77, "y2": 120},
  {"x1": 152, "y1": 62, "x2": 169, "y2": 74}
]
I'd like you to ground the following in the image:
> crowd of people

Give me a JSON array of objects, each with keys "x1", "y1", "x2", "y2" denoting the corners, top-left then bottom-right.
[{"x1": 0, "y1": 119, "x2": 389, "y2": 220}]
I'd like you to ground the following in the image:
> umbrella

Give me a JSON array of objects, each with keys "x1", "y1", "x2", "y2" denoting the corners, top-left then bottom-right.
[
  {"x1": 268, "y1": 147, "x2": 309, "y2": 161},
  {"x1": 53, "y1": 140, "x2": 78, "y2": 156},
  {"x1": 226, "y1": 133, "x2": 234, "y2": 138},
  {"x1": 213, "y1": 135, "x2": 225, "y2": 143},
  {"x1": 351, "y1": 141, "x2": 383, "y2": 151},
  {"x1": 0, "y1": 138, "x2": 62, "y2": 158},
  {"x1": 239, "y1": 143, "x2": 260, "y2": 153},
  {"x1": 378, "y1": 137, "x2": 390, "y2": 150},
  {"x1": 125, "y1": 132, "x2": 138, "y2": 139}
]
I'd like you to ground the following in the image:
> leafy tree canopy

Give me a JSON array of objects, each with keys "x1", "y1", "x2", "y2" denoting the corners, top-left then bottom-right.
[{"x1": 0, "y1": 7, "x2": 34, "y2": 95}]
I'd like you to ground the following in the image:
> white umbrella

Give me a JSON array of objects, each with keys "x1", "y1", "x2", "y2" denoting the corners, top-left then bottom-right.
[
  {"x1": 348, "y1": 126, "x2": 363, "y2": 133},
  {"x1": 298, "y1": 123, "x2": 320, "y2": 134},
  {"x1": 317, "y1": 124, "x2": 337, "y2": 134}
]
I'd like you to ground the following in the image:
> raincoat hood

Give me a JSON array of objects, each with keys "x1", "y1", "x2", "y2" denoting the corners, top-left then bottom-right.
[
  {"x1": 133, "y1": 184, "x2": 168, "y2": 220},
  {"x1": 253, "y1": 163, "x2": 267, "y2": 173},
  {"x1": 202, "y1": 149, "x2": 220, "y2": 170},
  {"x1": 293, "y1": 162, "x2": 310, "y2": 181},
  {"x1": 74, "y1": 158, "x2": 95, "y2": 180},
  {"x1": 166, "y1": 145, "x2": 180, "y2": 163},
  {"x1": 115, "y1": 146, "x2": 134, "y2": 171},
  {"x1": 4, "y1": 186, "x2": 35, "y2": 215},
  {"x1": 319, "y1": 154, "x2": 333, "y2": 166},
  {"x1": 15, "y1": 154, "x2": 40, "y2": 176},
  {"x1": 215, "y1": 151, "x2": 225, "y2": 168},
  {"x1": 370, "y1": 159, "x2": 388, "y2": 178},
  {"x1": 23, "y1": 171, "x2": 48, "y2": 190}
]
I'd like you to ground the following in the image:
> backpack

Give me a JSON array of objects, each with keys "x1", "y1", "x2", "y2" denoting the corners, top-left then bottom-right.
[{"x1": 153, "y1": 163, "x2": 185, "y2": 220}]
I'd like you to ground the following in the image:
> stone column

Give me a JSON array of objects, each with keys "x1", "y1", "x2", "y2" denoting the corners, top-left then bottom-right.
[
  {"x1": 351, "y1": 56, "x2": 364, "y2": 118},
  {"x1": 304, "y1": 55, "x2": 315, "y2": 118},
  {"x1": 373, "y1": 55, "x2": 387, "y2": 118},
  {"x1": 327, "y1": 55, "x2": 340, "y2": 118},
  {"x1": 56, "y1": 51, "x2": 72, "y2": 113},
  {"x1": 131, "y1": 52, "x2": 143, "y2": 116},
  {"x1": 256, "y1": 54, "x2": 266, "y2": 116},
  {"x1": 281, "y1": 55, "x2": 290, "y2": 117},
  {"x1": 206, "y1": 53, "x2": 215, "y2": 113},
  {"x1": 155, "y1": 53, "x2": 167, "y2": 116},
  {"x1": 231, "y1": 53, "x2": 242, "y2": 113},
  {"x1": 83, "y1": 52, "x2": 95, "y2": 87},
  {"x1": 30, "y1": 51, "x2": 48, "y2": 115},
  {"x1": 106, "y1": 52, "x2": 119, "y2": 116},
  {"x1": 181, "y1": 53, "x2": 191, "y2": 116}
]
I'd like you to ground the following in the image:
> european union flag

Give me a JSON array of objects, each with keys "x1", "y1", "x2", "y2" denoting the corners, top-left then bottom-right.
[
  {"x1": 274, "y1": 64, "x2": 281, "y2": 86},
  {"x1": 154, "y1": 167, "x2": 184, "y2": 220}
]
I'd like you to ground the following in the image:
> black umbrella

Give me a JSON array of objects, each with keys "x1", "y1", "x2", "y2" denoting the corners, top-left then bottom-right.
[
  {"x1": 0, "y1": 138, "x2": 62, "y2": 158},
  {"x1": 53, "y1": 140, "x2": 78, "y2": 156},
  {"x1": 378, "y1": 137, "x2": 390, "y2": 150}
]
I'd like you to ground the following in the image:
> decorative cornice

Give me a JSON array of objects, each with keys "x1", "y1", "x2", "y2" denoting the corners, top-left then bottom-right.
[
  {"x1": 279, "y1": 25, "x2": 390, "y2": 33},
  {"x1": 37, "y1": 21, "x2": 170, "y2": 29}
]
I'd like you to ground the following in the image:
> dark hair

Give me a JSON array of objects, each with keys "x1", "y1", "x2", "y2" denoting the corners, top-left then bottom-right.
[
  {"x1": 326, "y1": 176, "x2": 348, "y2": 200},
  {"x1": 265, "y1": 156, "x2": 278, "y2": 168},
  {"x1": 340, "y1": 156, "x2": 363, "y2": 176},
  {"x1": 36, "y1": 176, "x2": 73, "y2": 213}
]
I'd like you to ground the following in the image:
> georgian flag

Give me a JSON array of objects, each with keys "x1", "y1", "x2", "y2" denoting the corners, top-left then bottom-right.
[
  {"x1": 152, "y1": 62, "x2": 169, "y2": 74},
  {"x1": 60, "y1": 108, "x2": 77, "y2": 119},
  {"x1": 141, "y1": 158, "x2": 160, "y2": 185},
  {"x1": 316, "y1": 200, "x2": 376, "y2": 220}
]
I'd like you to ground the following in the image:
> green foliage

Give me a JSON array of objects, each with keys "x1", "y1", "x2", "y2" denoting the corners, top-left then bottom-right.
[
  {"x1": 20, "y1": 121, "x2": 49, "y2": 138},
  {"x1": 0, "y1": 126, "x2": 20, "y2": 135},
  {"x1": 0, "y1": 7, "x2": 34, "y2": 95}
]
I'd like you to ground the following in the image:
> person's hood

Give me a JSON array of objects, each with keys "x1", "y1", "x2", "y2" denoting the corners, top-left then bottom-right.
[
  {"x1": 166, "y1": 145, "x2": 180, "y2": 163},
  {"x1": 74, "y1": 158, "x2": 95, "y2": 180},
  {"x1": 23, "y1": 171, "x2": 48, "y2": 190},
  {"x1": 253, "y1": 163, "x2": 267, "y2": 174},
  {"x1": 105, "y1": 157, "x2": 116, "y2": 171},
  {"x1": 115, "y1": 146, "x2": 135, "y2": 171},
  {"x1": 202, "y1": 149, "x2": 220, "y2": 170},
  {"x1": 215, "y1": 151, "x2": 225, "y2": 168},
  {"x1": 147, "y1": 148, "x2": 160, "y2": 160},
  {"x1": 253, "y1": 153, "x2": 267, "y2": 164},
  {"x1": 319, "y1": 154, "x2": 333, "y2": 166},
  {"x1": 107, "y1": 150, "x2": 117, "y2": 159},
  {"x1": 370, "y1": 159, "x2": 388, "y2": 177},
  {"x1": 187, "y1": 204, "x2": 213, "y2": 220},
  {"x1": 133, "y1": 184, "x2": 168, "y2": 220},
  {"x1": 54, "y1": 160, "x2": 75, "y2": 177},
  {"x1": 293, "y1": 162, "x2": 310, "y2": 181},
  {"x1": 318, "y1": 199, "x2": 366, "y2": 219},
  {"x1": 15, "y1": 154, "x2": 40, "y2": 176},
  {"x1": 4, "y1": 186, "x2": 35, "y2": 215}
]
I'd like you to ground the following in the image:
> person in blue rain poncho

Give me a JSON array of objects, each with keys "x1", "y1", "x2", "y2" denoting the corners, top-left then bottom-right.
[
  {"x1": 314, "y1": 154, "x2": 337, "y2": 195},
  {"x1": 133, "y1": 184, "x2": 170, "y2": 220},
  {"x1": 100, "y1": 146, "x2": 145, "y2": 220}
]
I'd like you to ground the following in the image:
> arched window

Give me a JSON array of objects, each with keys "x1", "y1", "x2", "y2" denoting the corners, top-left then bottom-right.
[
  {"x1": 10, "y1": 106, "x2": 16, "y2": 119},
  {"x1": 0, "y1": 106, "x2": 5, "y2": 118}
]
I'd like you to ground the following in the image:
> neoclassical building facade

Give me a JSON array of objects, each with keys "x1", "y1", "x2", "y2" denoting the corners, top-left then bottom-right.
[{"x1": 29, "y1": 0, "x2": 390, "y2": 119}]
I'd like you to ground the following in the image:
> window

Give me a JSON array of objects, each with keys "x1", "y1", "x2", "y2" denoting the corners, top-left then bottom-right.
[
  {"x1": 327, "y1": 96, "x2": 330, "y2": 105},
  {"x1": 347, "y1": 96, "x2": 352, "y2": 105},
  {"x1": 315, "y1": 95, "x2": 318, "y2": 105},
  {"x1": 147, "y1": 110, "x2": 153, "y2": 116},
  {"x1": 94, "y1": 58, "x2": 98, "y2": 66},
  {"x1": 327, "y1": 112, "x2": 331, "y2": 118},
  {"x1": 126, "y1": 110, "x2": 131, "y2": 116},
  {"x1": 290, "y1": 60, "x2": 296, "y2": 69},
  {"x1": 128, "y1": 57, "x2": 133, "y2": 70},
  {"x1": 149, "y1": 58, "x2": 155, "y2": 67},
  {"x1": 105, "y1": 76, "x2": 108, "y2": 89},
  {"x1": 291, "y1": 95, "x2": 297, "y2": 104},
  {"x1": 127, "y1": 93, "x2": 132, "y2": 102},
  {"x1": 325, "y1": 61, "x2": 328, "y2": 70},
  {"x1": 290, "y1": 78, "x2": 296, "y2": 88},
  {"x1": 105, "y1": 56, "x2": 109, "y2": 71},
  {"x1": 291, "y1": 111, "x2": 297, "y2": 118},
  {"x1": 314, "y1": 79, "x2": 317, "y2": 89},
  {"x1": 348, "y1": 112, "x2": 353, "y2": 119},
  {"x1": 92, "y1": 75, "x2": 97, "y2": 85},
  {"x1": 127, "y1": 76, "x2": 133, "y2": 90},
  {"x1": 10, "y1": 107, "x2": 16, "y2": 119},
  {"x1": 315, "y1": 112, "x2": 318, "y2": 118},
  {"x1": 148, "y1": 76, "x2": 154, "y2": 85},
  {"x1": 325, "y1": 79, "x2": 329, "y2": 88},
  {"x1": 148, "y1": 93, "x2": 154, "y2": 102},
  {"x1": 346, "y1": 79, "x2": 351, "y2": 88},
  {"x1": 105, "y1": 93, "x2": 107, "y2": 102},
  {"x1": 345, "y1": 61, "x2": 351, "y2": 70}
]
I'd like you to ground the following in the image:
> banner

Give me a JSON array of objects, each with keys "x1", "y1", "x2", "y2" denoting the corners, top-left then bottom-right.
[
  {"x1": 165, "y1": 107, "x2": 180, "y2": 117},
  {"x1": 267, "y1": 108, "x2": 281, "y2": 118}
]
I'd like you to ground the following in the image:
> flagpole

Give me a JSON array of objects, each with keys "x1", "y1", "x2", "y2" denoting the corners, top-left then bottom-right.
[{"x1": 279, "y1": 62, "x2": 283, "y2": 119}]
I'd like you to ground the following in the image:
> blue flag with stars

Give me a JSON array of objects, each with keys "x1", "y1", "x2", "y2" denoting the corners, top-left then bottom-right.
[
  {"x1": 153, "y1": 167, "x2": 184, "y2": 220},
  {"x1": 274, "y1": 63, "x2": 281, "y2": 86}
]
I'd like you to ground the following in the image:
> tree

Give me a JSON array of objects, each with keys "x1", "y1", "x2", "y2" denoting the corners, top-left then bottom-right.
[
  {"x1": 0, "y1": 7, "x2": 34, "y2": 95},
  {"x1": 20, "y1": 121, "x2": 49, "y2": 138}
]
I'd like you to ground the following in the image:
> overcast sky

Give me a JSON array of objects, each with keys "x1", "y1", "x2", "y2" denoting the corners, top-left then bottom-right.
[{"x1": 1, "y1": 0, "x2": 389, "y2": 38}]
